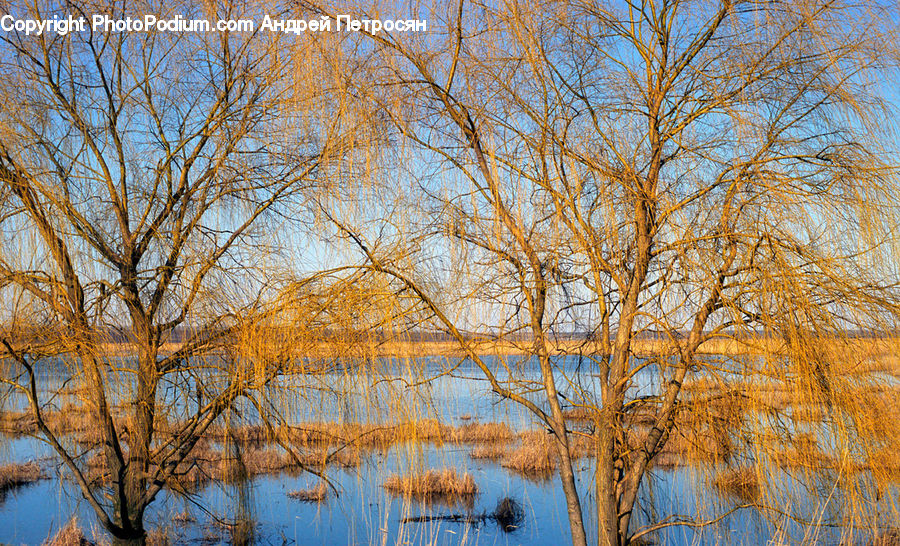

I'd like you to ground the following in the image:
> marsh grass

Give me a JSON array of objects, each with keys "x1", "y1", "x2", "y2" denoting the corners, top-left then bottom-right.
[
  {"x1": 213, "y1": 518, "x2": 254, "y2": 546},
  {"x1": 870, "y1": 530, "x2": 900, "y2": 545},
  {"x1": 0, "y1": 461, "x2": 43, "y2": 493},
  {"x1": 0, "y1": 404, "x2": 94, "y2": 437},
  {"x1": 9, "y1": 348, "x2": 900, "y2": 546},
  {"x1": 450, "y1": 422, "x2": 514, "y2": 443},
  {"x1": 500, "y1": 433, "x2": 556, "y2": 476},
  {"x1": 470, "y1": 444, "x2": 506, "y2": 460},
  {"x1": 288, "y1": 482, "x2": 328, "y2": 502},
  {"x1": 383, "y1": 468, "x2": 477, "y2": 502},
  {"x1": 713, "y1": 466, "x2": 761, "y2": 502},
  {"x1": 172, "y1": 511, "x2": 195, "y2": 523},
  {"x1": 44, "y1": 519, "x2": 91, "y2": 546},
  {"x1": 496, "y1": 430, "x2": 593, "y2": 477}
]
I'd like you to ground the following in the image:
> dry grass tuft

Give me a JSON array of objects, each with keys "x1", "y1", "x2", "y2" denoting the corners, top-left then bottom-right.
[
  {"x1": 172, "y1": 511, "x2": 195, "y2": 523},
  {"x1": 214, "y1": 518, "x2": 254, "y2": 546},
  {"x1": 500, "y1": 431, "x2": 556, "y2": 476},
  {"x1": 44, "y1": 518, "x2": 92, "y2": 546},
  {"x1": 562, "y1": 407, "x2": 596, "y2": 422},
  {"x1": 870, "y1": 530, "x2": 900, "y2": 545},
  {"x1": 0, "y1": 461, "x2": 43, "y2": 492},
  {"x1": 284, "y1": 419, "x2": 514, "y2": 451},
  {"x1": 382, "y1": 468, "x2": 477, "y2": 500},
  {"x1": 450, "y1": 422, "x2": 513, "y2": 443},
  {"x1": 297, "y1": 447, "x2": 361, "y2": 469},
  {"x1": 713, "y1": 466, "x2": 760, "y2": 502},
  {"x1": 649, "y1": 452, "x2": 685, "y2": 469},
  {"x1": 286, "y1": 419, "x2": 447, "y2": 450},
  {"x1": 204, "y1": 424, "x2": 271, "y2": 446},
  {"x1": 864, "y1": 447, "x2": 900, "y2": 475},
  {"x1": 221, "y1": 448, "x2": 296, "y2": 481},
  {"x1": 470, "y1": 444, "x2": 506, "y2": 460},
  {"x1": 146, "y1": 527, "x2": 172, "y2": 546},
  {"x1": 288, "y1": 482, "x2": 328, "y2": 503},
  {"x1": 0, "y1": 405, "x2": 111, "y2": 439}
]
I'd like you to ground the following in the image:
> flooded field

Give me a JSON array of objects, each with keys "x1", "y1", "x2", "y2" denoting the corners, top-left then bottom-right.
[{"x1": 1, "y1": 356, "x2": 898, "y2": 545}]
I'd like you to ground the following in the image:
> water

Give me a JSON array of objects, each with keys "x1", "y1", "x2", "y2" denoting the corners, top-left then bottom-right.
[{"x1": 0, "y1": 355, "x2": 896, "y2": 544}]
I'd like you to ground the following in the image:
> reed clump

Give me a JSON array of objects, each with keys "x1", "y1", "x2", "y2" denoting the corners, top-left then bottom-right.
[
  {"x1": 652, "y1": 389, "x2": 747, "y2": 465},
  {"x1": 288, "y1": 482, "x2": 328, "y2": 502},
  {"x1": 712, "y1": 466, "x2": 760, "y2": 502},
  {"x1": 450, "y1": 422, "x2": 514, "y2": 443},
  {"x1": 870, "y1": 530, "x2": 900, "y2": 545},
  {"x1": 0, "y1": 405, "x2": 94, "y2": 437},
  {"x1": 84, "y1": 436, "x2": 360, "y2": 492},
  {"x1": 146, "y1": 527, "x2": 173, "y2": 546},
  {"x1": 681, "y1": 379, "x2": 794, "y2": 411},
  {"x1": 0, "y1": 461, "x2": 44, "y2": 493},
  {"x1": 400, "y1": 495, "x2": 525, "y2": 532},
  {"x1": 761, "y1": 433, "x2": 840, "y2": 470},
  {"x1": 840, "y1": 384, "x2": 900, "y2": 441},
  {"x1": 562, "y1": 407, "x2": 596, "y2": 422},
  {"x1": 648, "y1": 451, "x2": 683, "y2": 469},
  {"x1": 470, "y1": 444, "x2": 506, "y2": 460},
  {"x1": 382, "y1": 468, "x2": 477, "y2": 500},
  {"x1": 500, "y1": 431, "x2": 557, "y2": 476},
  {"x1": 297, "y1": 447, "x2": 362, "y2": 469},
  {"x1": 218, "y1": 448, "x2": 296, "y2": 482},
  {"x1": 283, "y1": 419, "x2": 514, "y2": 451},
  {"x1": 44, "y1": 518, "x2": 92, "y2": 546},
  {"x1": 492, "y1": 497, "x2": 525, "y2": 532},
  {"x1": 285, "y1": 419, "x2": 448, "y2": 449},
  {"x1": 204, "y1": 424, "x2": 272, "y2": 446}
]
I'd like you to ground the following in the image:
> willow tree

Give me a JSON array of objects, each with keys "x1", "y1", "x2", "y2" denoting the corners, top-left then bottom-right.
[
  {"x1": 314, "y1": 0, "x2": 900, "y2": 543},
  {"x1": 0, "y1": 0, "x2": 359, "y2": 543}
]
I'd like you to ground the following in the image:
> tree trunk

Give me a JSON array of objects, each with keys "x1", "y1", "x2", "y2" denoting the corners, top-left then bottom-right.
[
  {"x1": 596, "y1": 424, "x2": 622, "y2": 546},
  {"x1": 553, "y1": 438, "x2": 589, "y2": 546},
  {"x1": 110, "y1": 530, "x2": 146, "y2": 546}
]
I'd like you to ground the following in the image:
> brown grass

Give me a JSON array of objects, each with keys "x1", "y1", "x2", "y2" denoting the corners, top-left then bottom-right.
[
  {"x1": 770, "y1": 446, "x2": 840, "y2": 470},
  {"x1": 172, "y1": 511, "x2": 195, "y2": 523},
  {"x1": 288, "y1": 482, "x2": 328, "y2": 502},
  {"x1": 285, "y1": 419, "x2": 446, "y2": 450},
  {"x1": 562, "y1": 407, "x2": 596, "y2": 422},
  {"x1": 203, "y1": 424, "x2": 271, "y2": 446},
  {"x1": 0, "y1": 405, "x2": 95, "y2": 437},
  {"x1": 470, "y1": 444, "x2": 506, "y2": 460},
  {"x1": 283, "y1": 419, "x2": 514, "y2": 451},
  {"x1": 90, "y1": 336, "x2": 900, "y2": 361},
  {"x1": 382, "y1": 469, "x2": 477, "y2": 500},
  {"x1": 0, "y1": 461, "x2": 43, "y2": 492},
  {"x1": 712, "y1": 467, "x2": 760, "y2": 502},
  {"x1": 297, "y1": 447, "x2": 362, "y2": 469},
  {"x1": 218, "y1": 448, "x2": 295, "y2": 482},
  {"x1": 84, "y1": 438, "x2": 361, "y2": 492},
  {"x1": 146, "y1": 527, "x2": 173, "y2": 546},
  {"x1": 44, "y1": 518, "x2": 92, "y2": 546},
  {"x1": 870, "y1": 530, "x2": 900, "y2": 545},
  {"x1": 450, "y1": 422, "x2": 513, "y2": 443},
  {"x1": 648, "y1": 452, "x2": 684, "y2": 469},
  {"x1": 500, "y1": 431, "x2": 557, "y2": 476}
]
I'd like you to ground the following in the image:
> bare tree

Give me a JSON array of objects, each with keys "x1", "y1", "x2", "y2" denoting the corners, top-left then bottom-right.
[
  {"x1": 0, "y1": 1, "x2": 357, "y2": 543},
  {"x1": 312, "y1": 0, "x2": 900, "y2": 544}
]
